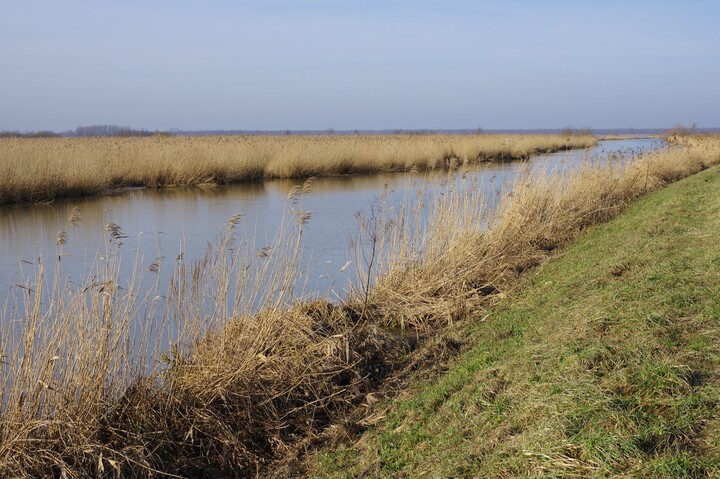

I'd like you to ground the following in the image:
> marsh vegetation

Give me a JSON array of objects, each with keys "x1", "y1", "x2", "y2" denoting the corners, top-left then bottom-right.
[
  {"x1": 0, "y1": 134, "x2": 718, "y2": 477},
  {"x1": 0, "y1": 133, "x2": 594, "y2": 205}
]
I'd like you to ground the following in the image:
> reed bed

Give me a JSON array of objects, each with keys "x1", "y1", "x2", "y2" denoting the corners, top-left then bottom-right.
[
  {"x1": 0, "y1": 134, "x2": 718, "y2": 477},
  {"x1": 367, "y1": 134, "x2": 720, "y2": 328},
  {"x1": 0, "y1": 133, "x2": 594, "y2": 205}
]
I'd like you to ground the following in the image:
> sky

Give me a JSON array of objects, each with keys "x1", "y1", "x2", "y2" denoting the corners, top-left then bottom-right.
[{"x1": 1, "y1": 0, "x2": 718, "y2": 132}]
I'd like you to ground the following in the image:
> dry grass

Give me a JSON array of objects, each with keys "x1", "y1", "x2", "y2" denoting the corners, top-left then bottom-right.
[
  {"x1": 0, "y1": 135, "x2": 718, "y2": 477},
  {"x1": 0, "y1": 133, "x2": 594, "y2": 205}
]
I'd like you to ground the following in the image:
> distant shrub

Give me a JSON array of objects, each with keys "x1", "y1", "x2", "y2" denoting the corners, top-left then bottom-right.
[
  {"x1": 0, "y1": 130, "x2": 58, "y2": 138},
  {"x1": 666, "y1": 122, "x2": 697, "y2": 138}
]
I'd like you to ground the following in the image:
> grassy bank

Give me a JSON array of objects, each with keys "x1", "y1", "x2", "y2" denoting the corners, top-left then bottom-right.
[
  {"x1": 0, "y1": 135, "x2": 718, "y2": 477},
  {"x1": 0, "y1": 133, "x2": 594, "y2": 204},
  {"x1": 311, "y1": 149, "x2": 720, "y2": 477}
]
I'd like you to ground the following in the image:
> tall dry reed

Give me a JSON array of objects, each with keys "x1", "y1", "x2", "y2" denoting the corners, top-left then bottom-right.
[
  {"x1": 1, "y1": 135, "x2": 718, "y2": 477},
  {"x1": 0, "y1": 133, "x2": 594, "y2": 205}
]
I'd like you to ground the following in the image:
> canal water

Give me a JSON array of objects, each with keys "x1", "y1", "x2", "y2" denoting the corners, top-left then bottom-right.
[{"x1": 0, "y1": 138, "x2": 662, "y2": 318}]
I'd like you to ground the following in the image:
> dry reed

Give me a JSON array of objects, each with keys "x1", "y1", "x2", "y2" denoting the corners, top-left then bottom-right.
[
  {"x1": 366, "y1": 134, "x2": 720, "y2": 329},
  {"x1": 0, "y1": 134, "x2": 718, "y2": 477},
  {"x1": 0, "y1": 133, "x2": 594, "y2": 205}
]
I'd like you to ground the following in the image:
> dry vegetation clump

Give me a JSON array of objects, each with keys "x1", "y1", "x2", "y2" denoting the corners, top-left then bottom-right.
[
  {"x1": 0, "y1": 133, "x2": 594, "y2": 205},
  {"x1": 144, "y1": 303, "x2": 418, "y2": 476},
  {"x1": 1, "y1": 135, "x2": 719, "y2": 477}
]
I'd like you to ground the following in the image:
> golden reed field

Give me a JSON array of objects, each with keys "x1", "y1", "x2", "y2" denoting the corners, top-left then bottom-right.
[
  {"x1": 2, "y1": 134, "x2": 719, "y2": 477},
  {"x1": 0, "y1": 133, "x2": 594, "y2": 204}
]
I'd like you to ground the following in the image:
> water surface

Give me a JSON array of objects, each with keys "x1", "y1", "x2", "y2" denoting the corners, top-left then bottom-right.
[{"x1": 0, "y1": 138, "x2": 661, "y2": 312}]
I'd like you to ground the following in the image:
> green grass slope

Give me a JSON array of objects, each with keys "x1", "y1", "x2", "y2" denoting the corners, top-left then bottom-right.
[{"x1": 310, "y1": 165, "x2": 720, "y2": 478}]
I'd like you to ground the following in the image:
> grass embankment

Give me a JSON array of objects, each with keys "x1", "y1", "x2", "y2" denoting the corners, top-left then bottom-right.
[
  {"x1": 0, "y1": 133, "x2": 593, "y2": 204},
  {"x1": 311, "y1": 151, "x2": 720, "y2": 477},
  {"x1": 1, "y1": 135, "x2": 718, "y2": 477}
]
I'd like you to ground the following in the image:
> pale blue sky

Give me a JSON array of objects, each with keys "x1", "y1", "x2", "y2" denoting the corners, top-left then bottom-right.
[{"x1": 1, "y1": 0, "x2": 718, "y2": 131}]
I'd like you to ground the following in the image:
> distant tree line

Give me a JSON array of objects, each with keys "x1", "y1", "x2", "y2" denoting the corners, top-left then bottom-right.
[
  {"x1": 72, "y1": 125, "x2": 159, "y2": 137},
  {"x1": 2, "y1": 124, "x2": 716, "y2": 139},
  {"x1": 0, "y1": 125, "x2": 171, "y2": 138},
  {"x1": 0, "y1": 130, "x2": 59, "y2": 138}
]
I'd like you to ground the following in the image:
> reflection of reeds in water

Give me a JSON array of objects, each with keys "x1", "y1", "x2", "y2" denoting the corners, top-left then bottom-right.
[
  {"x1": 55, "y1": 206, "x2": 80, "y2": 246},
  {"x1": 0, "y1": 133, "x2": 595, "y2": 205},
  {"x1": 1, "y1": 135, "x2": 718, "y2": 477}
]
